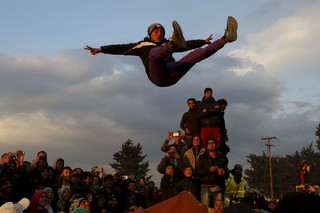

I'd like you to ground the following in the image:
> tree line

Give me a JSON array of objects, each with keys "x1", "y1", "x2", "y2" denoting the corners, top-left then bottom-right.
[{"x1": 244, "y1": 124, "x2": 320, "y2": 198}]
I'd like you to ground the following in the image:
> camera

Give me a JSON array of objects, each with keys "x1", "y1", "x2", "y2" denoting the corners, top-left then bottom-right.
[
  {"x1": 39, "y1": 155, "x2": 47, "y2": 161},
  {"x1": 170, "y1": 152, "x2": 177, "y2": 158},
  {"x1": 172, "y1": 132, "x2": 180, "y2": 137}
]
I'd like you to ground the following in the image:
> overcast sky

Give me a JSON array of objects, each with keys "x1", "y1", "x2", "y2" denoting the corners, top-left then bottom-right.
[{"x1": 1, "y1": 0, "x2": 320, "y2": 185}]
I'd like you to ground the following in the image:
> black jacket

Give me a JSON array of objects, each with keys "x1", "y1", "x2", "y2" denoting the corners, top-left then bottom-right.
[{"x1": 100, "y1": 37, "x2": 206, "y2": 84}]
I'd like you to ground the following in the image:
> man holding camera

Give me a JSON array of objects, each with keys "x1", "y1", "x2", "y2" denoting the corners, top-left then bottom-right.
[
  {"x1": 157, "y1": 144, "x2": 185, "y2": 179},
  {"x1": 158, "y1": 144, "x2": 186, "y2": 200},
  {"x1": 160, "y1": 130, "x2": 187, "y2": 158}
]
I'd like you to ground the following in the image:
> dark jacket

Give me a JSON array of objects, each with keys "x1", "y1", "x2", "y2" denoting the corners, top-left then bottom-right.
[
  {"x1": 157, "y1": 156, "x2": 185, "y2": 179},
  {"x1": 173, "y1": 177, "x2": 200, "y2": 200},
  {"x1": 160, "y1": 174, "x2": 181, "y2": 201},
  {"x1": 198, "y1": 97, "x2": 224, "y2": 128},
  {"x1": 100, "y1": 37, "x2": 206, "y2": 84},
  {"x1": 195, "y1": 150, "x2": 227, "y2": 186},
  {"x1": 180, "y1": 108, "x2": 201, "y2": 137}
]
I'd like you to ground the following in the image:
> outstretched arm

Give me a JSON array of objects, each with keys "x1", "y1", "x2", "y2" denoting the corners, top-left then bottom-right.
[
  {"x1": 84, "y1": 45, "x2": 101, "y2": 55},
  {"x1": 184, "y1": 34, "x2": 213, "y2": 51}
]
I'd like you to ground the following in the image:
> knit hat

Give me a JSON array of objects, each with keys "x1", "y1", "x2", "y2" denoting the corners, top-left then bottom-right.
[
  {"x1": 234, "y1": 164, "x2": 243, "y2": 172},
  {"x1": 147, "y1": 23, "x2": 165, "y2": 37}
]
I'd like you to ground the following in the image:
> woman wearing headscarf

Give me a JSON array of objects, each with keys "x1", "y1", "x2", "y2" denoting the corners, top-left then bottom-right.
[{"x1": 29, "y1": 190, "x2": 49, "y2": 213}]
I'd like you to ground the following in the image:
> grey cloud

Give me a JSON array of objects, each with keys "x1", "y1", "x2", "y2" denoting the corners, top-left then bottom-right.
[{"x1": 0, "y1": 45, "x2": 318, "y2": 184}]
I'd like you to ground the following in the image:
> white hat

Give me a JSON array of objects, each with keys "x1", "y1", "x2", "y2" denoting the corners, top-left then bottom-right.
[{"x1": 0, "y1": 198, "x2": 30, "y2": 213}]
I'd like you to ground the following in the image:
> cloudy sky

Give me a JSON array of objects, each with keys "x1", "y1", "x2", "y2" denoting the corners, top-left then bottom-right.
[{"x1": 1, "y1": 0, "x2": 320, "y2": 185}]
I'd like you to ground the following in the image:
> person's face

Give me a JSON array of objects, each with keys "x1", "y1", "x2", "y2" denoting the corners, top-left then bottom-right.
[
  {"x1": 92, "y1": 176, "x2": 100, "y2": 186},
  {"x1": 128, "y1": 183, "x2": 136, "y2": 192},
  {"x1": 61, "y1": 169, "x2": 71, "y2": 181},
  {"x1": 214, "y1": 200, "x2": 224, "y2": 212},
  {"x1": 234, "y1": 168, "x2": 242, "y2": 175},
  {"x1": 97, "y1": 197, "x2": 105, "y2": 207},
  {"x1": 113, "y1": 174, "x2": 120, "y2": 182},
  {"x1": 48, "y1": 168, "x2": 54, "y2": 179},
  {"x1": 207, "y1": 140, "x2": 216, "y2": 151},
  {"x1": 7, "y1": 161, "x2": 17, "y2": 170},
  {"x1": 0, "y1": 180, "x2": 12, "y2": 195},
  {"x1": 80, "y1": 200, "x2": 91, "y2": 212},
  {"x1": 37, "y1": 152, "x2": 47, "y2": 166},
  {"x1": 82, "y1": 176, "x2": 92, "y2": 186},
  {"x1": 192, "y1": 137, "x2": 201, "y2": 148},
  {"x1": 23, "y1": 162, "x2": 31, "y2": 169},
  {"x1": 40, "y1": 168, "x2": 49, "y2": 180},
  {"x1": 204, "y1": 91, "x2": 212, "y2": 99},
  {"x1": 100, "y1": 209, "x2": 108, "y2": 213},
  {"x1": 168, "y1": 146, "x2": 177, "y2": 153},
  {"x1": 184, "y1": 167, "x2": 193, "y2": 178},
  {"x1": 62, "y1": 189, "x2": 71, "y2": 201},
  {"x1": 72, "y1": 174, "x2": 81, "y2": 184},
  {"x1": 105, "y1": 178, "x2": 114, "y2": 188},
  {"x1": 46, "y1": 190, "x2": 54, "y2": 203},
  {"x1": 139, "y1": 178, "x2": 145, "y2": 185},
  {"x1": 38, "y1": 193, "x2": 48, "y2": 208},
  {"x1": 165, "y1": 165, "x2": 174, "y2": 176},
  {"x1": 187, "y1": 100, "x2": 195, "y2": 109},
  {"x1": 108, "y1": 197, "x2": 118, "y2": 207},
  {"x1": 173, "y1": 135, "x2": 182, "y2": 143},
  {"x1": 150, "y1": 28, "x2": 164, "y2": 43},
  {"x1": 1, "y1": 154, "x2": 9, "y2": 164},
  {"x1": 56, "y1": 160, "x2": 64, "y2": 171}
]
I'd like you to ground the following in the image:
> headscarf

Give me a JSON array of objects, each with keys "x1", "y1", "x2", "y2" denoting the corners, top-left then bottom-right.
[{"x1": 30, "y1": 190, "x2": 49, "y2": 213}]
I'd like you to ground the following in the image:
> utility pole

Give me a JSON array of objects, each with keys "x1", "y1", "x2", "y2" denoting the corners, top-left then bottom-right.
[{"x1": 261, "y1": 136, "x2": 277, "y2": 200}]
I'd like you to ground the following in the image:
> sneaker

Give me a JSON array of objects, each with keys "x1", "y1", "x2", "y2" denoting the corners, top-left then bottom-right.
[
  {"x1": 224, "y1": 16, "x2": 238, "y2": 42},
  {"x1": 170, "y1": 20, "x2": 187, "y2": 50}
]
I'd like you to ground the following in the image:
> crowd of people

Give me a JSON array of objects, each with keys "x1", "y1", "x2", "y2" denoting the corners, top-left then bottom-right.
[
  {"x1": 1, "y1": 87, "x2": 320, "y2": 213},
  {"x1": 157, "y1": 87, "x2": 245, "y2": 211},
  {"x1": 0, "y1": 149, "x2": 165, "y2": 213}
]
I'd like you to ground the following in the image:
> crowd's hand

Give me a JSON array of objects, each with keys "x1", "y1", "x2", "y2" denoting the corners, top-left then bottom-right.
[
  {"x1": 15, "y1": 150, "x2": 25, "y2": 166},
  {"x1": 84, "y1": 45, "x2": 101, "y2": 55},
  {"x1": 202, "y1": 108, "x2": 207, "y2": 112},
  {"x1": 205, "y1": 34, "x2": 213, "y2": 44},
  {"x1": 167, "y1": 132, "x2": 173, "y2": 141},
  {"x1": 178, "y1": 130, "x2": 184, "y2": 138},
  {"x1": 101, "y1": 167, "x2": 107, "y2": 177},
  {"x1": 87, "y1": 193, "x2": 93, "y2": 202},
  {"x1": 15, "y1": 150, "x2": 25, "y2": 157},
  {"x1": 185, "y1": 128, "x2": 191, "y2": 134}
]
